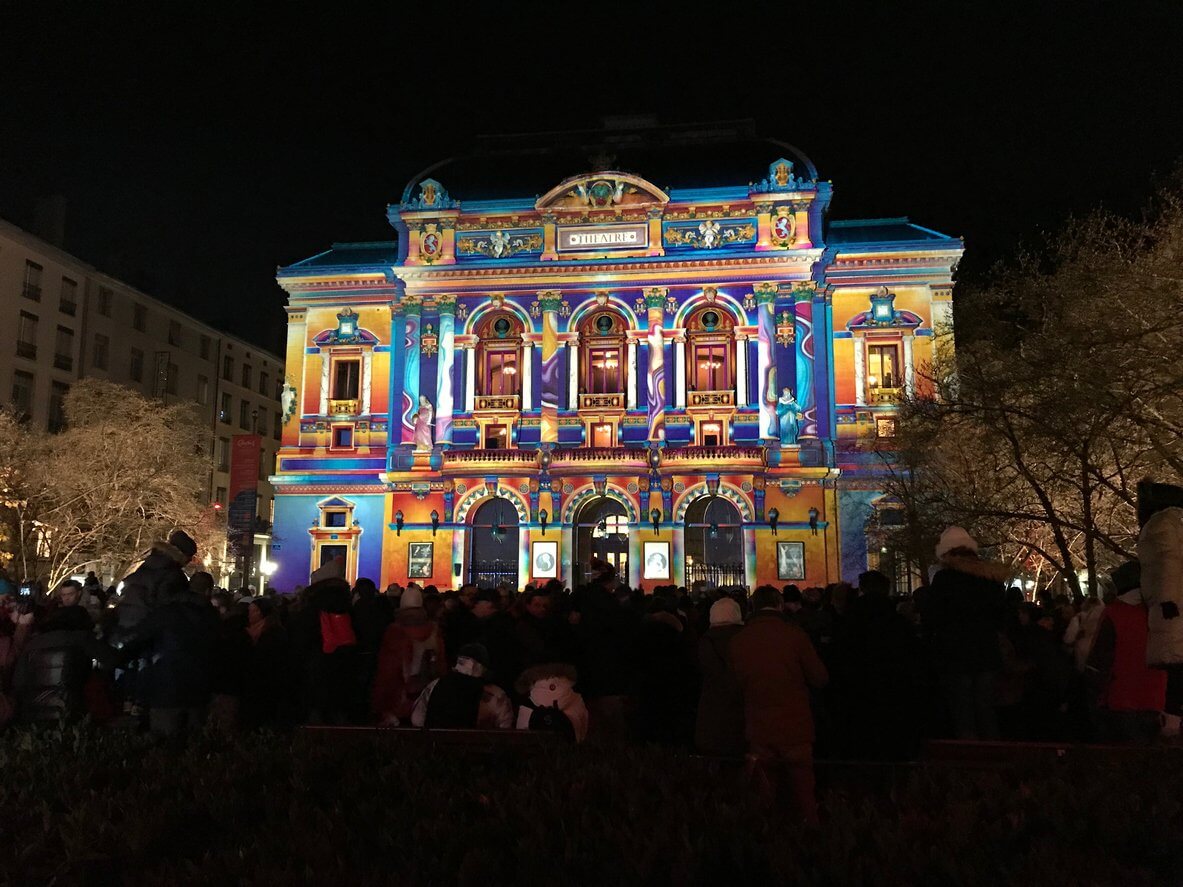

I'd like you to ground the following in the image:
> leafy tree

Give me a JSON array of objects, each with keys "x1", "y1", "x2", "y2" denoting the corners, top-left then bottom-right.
[
  {"x1": 0, "y1": 379, "x2": 211, "y2": 589},
  {"x1": 887, "y1": 189, "x2": 1183, "y2": 596}
]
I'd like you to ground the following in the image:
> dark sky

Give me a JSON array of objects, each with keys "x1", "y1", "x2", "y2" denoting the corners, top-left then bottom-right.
[{"x1": 2, "y1": 1, "x2": 1181, "y2": 353}]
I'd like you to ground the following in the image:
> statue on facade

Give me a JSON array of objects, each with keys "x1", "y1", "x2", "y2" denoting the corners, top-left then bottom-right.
[
  {"x1": 776, "y1": 387, "x2": 802, "y2": 446},
  {"x1": 280, "y1": 380, "x2": 297, "y2": 425},
  {"x1": 413, "y1": 395, "x2": 434, "y2": 451}
]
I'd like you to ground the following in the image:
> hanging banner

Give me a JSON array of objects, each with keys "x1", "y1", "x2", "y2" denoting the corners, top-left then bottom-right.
[{"x1": 228, "y1": 434, "x2": 261, "y2": 552}]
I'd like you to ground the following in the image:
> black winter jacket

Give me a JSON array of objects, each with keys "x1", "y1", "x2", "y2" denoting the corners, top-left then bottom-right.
[
  {"x1": 122, "y1": 590, "x2": 218, "y2": 708},
  {"x1": 923, "y1": 555, "x2": 1009, "y2": 674},
  {"x1": 13, "y1": 615, "x2": 113, "y2": 722}
]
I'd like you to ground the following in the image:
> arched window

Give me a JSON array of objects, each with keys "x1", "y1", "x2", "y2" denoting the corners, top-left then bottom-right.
[
  {"x1": 579, "y1": 310, "x2": 627, "y2": 396},
  {"x1": 686, "y1": 306, "x2": 736, "y2": 394},
  {"x1": 476, "y1": 312, "x2": 523, "y2": 398}
]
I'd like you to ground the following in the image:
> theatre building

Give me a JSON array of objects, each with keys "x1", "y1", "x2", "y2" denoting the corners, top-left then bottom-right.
[{"x1": 270, "y1": 143, "x2": 962, "y2": 594}]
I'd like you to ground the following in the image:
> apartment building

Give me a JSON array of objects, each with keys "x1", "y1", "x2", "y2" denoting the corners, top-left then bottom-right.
[{"x1": 0, "y1": 216, "x2": 283, "y2": 584}]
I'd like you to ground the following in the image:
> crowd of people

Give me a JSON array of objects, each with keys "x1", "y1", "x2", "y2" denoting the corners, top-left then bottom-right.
[{"x1": 1, "y1": 481, "x2": 1182, "y2": 819}]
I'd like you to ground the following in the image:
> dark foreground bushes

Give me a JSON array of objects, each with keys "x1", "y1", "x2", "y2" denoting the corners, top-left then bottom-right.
[{"x1": 3, "y1": 727, "x2": 1183, "y2": 886}]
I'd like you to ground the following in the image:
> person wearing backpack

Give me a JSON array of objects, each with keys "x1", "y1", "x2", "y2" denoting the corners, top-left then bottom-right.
[
  {"x1": 514, "y1": 662, "x2": 589, "y2": 742},
  {"x1": 292, "y1": 557, "x2": 358, "y2": 725},
  {"x1": 695, "y1": 596, "x2": 746, "y2": 756},
  {"x1": 372, "y1": 585, "x2": 447, "y2": 726}
]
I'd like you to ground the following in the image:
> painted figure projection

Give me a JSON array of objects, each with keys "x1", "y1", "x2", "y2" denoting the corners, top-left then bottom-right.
[
  {"x1": 776, "y1": 387, "x2": 801, "y2": 446},
  {"x1": 413, "y1": 396, "x2": 434, "y2": 451}
]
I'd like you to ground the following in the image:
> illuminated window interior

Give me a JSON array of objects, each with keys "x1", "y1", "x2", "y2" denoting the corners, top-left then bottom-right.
[
  {"x1": 867, "y1": 344, "x2": 900, "y2": 390},
  {"x1": 333, "y1": 359, "x2": 360, "y2": 399}
]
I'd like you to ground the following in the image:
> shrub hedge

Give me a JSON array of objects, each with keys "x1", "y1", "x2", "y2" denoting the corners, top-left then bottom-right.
[{"x1": 2, "y1": 727, "x2": 1182, "y2": 886}]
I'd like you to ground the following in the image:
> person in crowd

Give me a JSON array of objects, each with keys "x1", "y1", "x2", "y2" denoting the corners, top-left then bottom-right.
[
  {"x1": 118, "y1": 532, "x2": 218, "y2": 735},
  {"x1": 632, "y1": 593, "x2": 698, "y2": 745},
  {"x1": 515, "y1": 662, "x2": 589, "y2": 742},
  {"x1": 1086, "y1": 560, "x2": 1167, "y2": 743},
  {"x1": 12, "y1": 588, "x2": 114, "y2": 723},
  {"x1": 410, "y1": 642, "x2": 513, "y2": 729},
  {"x1": 694, "y1": 596, "x2": 746, "y2": 756},
  {"x1": 922, "y1": 526, "x2": 1009, "y2": 740},
  {"x1": 207, "y1": 585, "x2": 249, "y2": 733},
  {"x1": 351, "y1": 577, "x2": 391, "y2": 699},
  {"x1": 291, "y1": 556, "x2": 358, "y2": 725},
  {"x1": 1063, "y1": 596, "x2": 1104, "y2": 673},
  {"x1": 1137, "y1": 480, "x2": 1183, "y2": 672},
  {"x1": 830, "y1": 570, "x2": 922, "y2": 760},
  {"x1": 730, "y1": 585, "x2": 829, "y2": 822},
  {"x1": 372, "y1": 585, "x2": 447, "y2": 725},
  {"x1": 120, "y1": 530, "x2": 196, "y2": 608},
  {"x1": 441, "y1": 583, "x2": 482, "y2": 664},
  {"x1": 573, "y1": 562, "x2": 640, "y2": 740},
  {"x1": 242, "y1": 596, "x2": 291, "y2": 728}
]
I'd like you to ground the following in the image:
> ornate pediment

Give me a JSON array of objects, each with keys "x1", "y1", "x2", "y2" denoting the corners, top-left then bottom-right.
[{"x1": 536, "y1": 171, "x2": 670, "y2": 211}]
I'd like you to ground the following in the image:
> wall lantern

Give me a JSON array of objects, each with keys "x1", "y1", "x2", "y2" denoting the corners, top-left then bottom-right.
[
  {"x1": 539, "y1": 508, "x2": 549, "y2": 536},
  {"x1": 650, "y1": 508, "x2": 662, "y2": 535},
  {"x1": 705, "y1": 475, "x2": 720, "y2": 498},
  {"x1": 648, "y1": 446, "x2": 661, "y2": 470},
  {"x1": 768, "y1": 507, "x2": 780, "y2": 536},
  {"x1": 395, "y1": 510, "x2": 404, "y2": 536},
  {"x1": 430, "y1": 509, "x2": 440, "y2": 535}
]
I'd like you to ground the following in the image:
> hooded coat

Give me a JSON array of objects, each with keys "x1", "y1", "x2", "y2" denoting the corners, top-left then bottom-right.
[
  {"x1": 1137, "y1": 482, "x2": 1183, "y2": 667},
  {"x1": 923, "y1": 554, "x2": 1009, "y2": 674}
]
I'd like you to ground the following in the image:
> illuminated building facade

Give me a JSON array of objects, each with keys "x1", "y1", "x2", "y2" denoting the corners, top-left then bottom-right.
[{"x1": 271, "y1": 148, "x2": 962, "y2": 593}]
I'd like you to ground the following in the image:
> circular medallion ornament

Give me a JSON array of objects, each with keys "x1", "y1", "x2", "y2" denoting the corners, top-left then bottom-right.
[
  {"x1": 702, "y1": 310, "x2": 720, "y2": 330},
  {"x1": 626, "y1": 482, "x2": 638, "y2": 494},
  {"x1": 595, "y1": 314, "x2": 614, "y2": 335},
  {"x1": 455, "y1": 482, "x2": 467, "y2": 495},
  {"x1": 673, "y1": 482, "x2": 685, "y2": 493},
  {"x1": 494, "y1": 317, "x2": 511, "y2": 338},
  {"x1": 421, "y1": 229, "x2": 441, "y2": 259},
  {"x1": 741, "y1": 481, "x2": 753, "y2": 492},
  {"x1": 519, "y1": 483, "x2": 530, "y2": 495},
  {"x1": 562, "y1": 483, "x2": 574, "y2": 494}
]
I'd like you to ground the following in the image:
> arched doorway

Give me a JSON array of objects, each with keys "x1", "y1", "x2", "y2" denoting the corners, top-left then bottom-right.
[
  {"x1": 468, "y1": 497, "x2": 520, "y2": 587},
  {"x1": 684, "y1": 496, "x2": 745, "y2": 589},
  {"x1": 572, "y1": 496, "x2": 629, "y2": 587}
]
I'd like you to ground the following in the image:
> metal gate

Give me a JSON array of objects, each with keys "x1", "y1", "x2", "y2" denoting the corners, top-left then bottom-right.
[
  {"x1": 685, "y1": 561, "x2": 747, "y2": 590},
  {"x1": 468, "y1": 559, "x2": 518, "y2": 589}
]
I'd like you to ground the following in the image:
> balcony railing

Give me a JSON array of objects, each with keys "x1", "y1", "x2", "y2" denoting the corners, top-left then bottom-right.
[
  {"x1": 687, "y1": 389, "x2": 735, "y2": 408},
  {"x1": 665, "y1": 445, "x2": 765, "y2": 465},
  {"x1": 551, "y1": 447, "x2": 648, "y2": 464},
  {"x1": 328, "y1": 398, "x2": 359, "y2": 416},
  {"x1": 867, "y1": 387, "x2": 902, "y2": 405},
  {"x1": 16, "y1": 341, "x2": 36, "y2": 360},
  {"x1": 22, "y1": 283, "x2": 41, "y2": 302},
  {"x1": 53, "y1": 353, "x2": 73, "y2": 371},
  {"x1": 442, "y1": 448, "x2": 536, "y2": 465},
  {"x1": 474, "y1": 394, "x2": 520, "y2": 412},
  {"x1": 579, "y1": 392, "x2": 626, "y2": 410}
]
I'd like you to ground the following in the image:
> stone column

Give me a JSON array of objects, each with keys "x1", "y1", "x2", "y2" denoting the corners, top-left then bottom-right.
[
  {"x1": 645, "y1": 288, "x2": 668, "y2": 441},
  {"x1": 626, "y1": 339, "x2": 638, "y2": 410},
  {"x1": 435, "y1": 297, "x2": 456, "y2": 443},
  {"x1": 464, "y1": 344, "x2": 476, "y2": 412},
  {"x1": 674, "y1": 336, "x2": 687, "y2": 408},
  {"x1": 319, "y1": 354, "x2": 330, "y2": 416},
  {"x1": 755, "y1": 282, "x2": 777, "y2": 439},
  {"x1": 400, "y1": 296, "x2": 422, "y2": 445},
  {"x1": 361, "y1": 350, "x2": 373, "y2": 415},
  {"x1": 854, "y1": 335, "x2": 866, "y2": 406},
  {"x1": 522, "y1": 342, "x2": 534, "y2": 410},
  {"x1": 568, "y1": 341, "x2": 579, "y2": 410},
  {"x1": 538, "y1": 290, "x2": 563, "y2": 443},
  {"x1": 735, "y1": 334, "x2": 748, "y2": 407}
]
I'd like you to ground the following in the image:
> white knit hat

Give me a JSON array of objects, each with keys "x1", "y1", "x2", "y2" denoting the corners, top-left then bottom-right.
[
  {"x1": 400, "y1": 586, "x2": 424, "y2": 609},
  {"x1": 709, "y1": 597, "x2": 743, "y2": 626},
  {"x1": 935, "y1": 526, "x2": 979, "y2": 560}
]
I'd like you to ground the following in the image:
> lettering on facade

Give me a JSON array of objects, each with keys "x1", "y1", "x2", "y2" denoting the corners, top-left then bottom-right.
[{"x1": 558, "y1": 224, "x2": 649, "y2": 252}]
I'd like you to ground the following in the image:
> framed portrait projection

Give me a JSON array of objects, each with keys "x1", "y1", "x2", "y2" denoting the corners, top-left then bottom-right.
[
  {"x1": 532, "y1": 540, "x2": 559, "y2": 579},
  {"x1": 642, "y1": 541, "x2": 671, "y2": 580},
  {"x1": 776, "y1": 541, "x2": 805, "y2": 581},
  {"x1": 408, "y1": 542, "x2": 433, "y2": 579}
]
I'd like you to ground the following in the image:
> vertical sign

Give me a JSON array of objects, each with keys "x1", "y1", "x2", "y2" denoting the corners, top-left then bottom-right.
[{"x1": 228, "y1": 434, "x2": 262, "y2": 553}]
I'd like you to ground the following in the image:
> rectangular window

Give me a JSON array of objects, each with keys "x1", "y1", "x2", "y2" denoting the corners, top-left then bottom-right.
[
  {"x1": 217, "y1": 437, "x2": 230, "y2": 470},
  {"x1": 199, "y1": 334, "x2": 211, "y2": 360},
  {"x1": 867, "y1": 344, "x2": 900, "y2": 391},
  {"x1": 48, "y1": 381, "x2": 69, "y2": 432},
  {"x1": 274, "y1": 411, "x2": 282, "y2": 440},
  {"x1": 97, "y1": 286, "x2": 113, "y2": 317},
  {"x1": 590, "y1": 423, "x2": 613, "y2": 448},
  {"x1": 196, "y1": 374, "x2": 209, "y2": 405},
  {"x1": 239, "y1": 400, "x2": 251, "y2": 430},
  {"x1": 587, "y1": 346, "x2": 622, "y2": 394},
  {"x1": 220, "y1": 393, "x2": 231, "y2": 423},
  {"x1": 168, "y1": 320, "x2": 182, "y2": 347},
  {"x1": 59, "y1": 277, "x2": 77, "y2": 315},
  {"x1": 332, "y1": 426, "x2": 353, "y2": 449},
  {"x1": 17, "y1": 311, "x2": 38, "y2": 359},
  {"x1": 485, "y1": 351, "x2": 519, "y2": 397},
  {"x1": 132, "y1": 302, "x2": 147, "y2": 332},
  {"x1": 319, "y1": 544, "x2": 347, "y2": 567},
  {"x1": 129, "y1": 347, "x2": 144, "y2": 382},
  {"x1": 693, "y1": 343, "x2": 727, "y2": 392},
  {"x1": 215, "y1": 486, "x2": 227, "y2": 506},
  {"x1": 93, "y1": 333, "x2": 109, "y2": 370},
  {"x1": 22, "y1": 261, "x2": 42, "y2": 301},
  {"x1": 484, "y1": 424, "x2": 508, "y2": 449},
  {"x1": 241, "y1": 364, "x2": 252, "y2": 389},
  {"x1": 256, "y1": 411, "x2": 267, "y2": 438},
  {"x1": 222, "y1": 355, "x2": 233, "y2": 382},
  {"x1": 54, "y1": 325, "x2": 74, "y2": 371},
  {"x1": 259, "y1": 371, "x2": 269, "y2": 397},
  {"x1": 324, "y1": 511, "x2": 348, "y2": 529},
  {"x1": 165, "y1": 362, "x2": 179, "y2": 395},
  {"x1": 700, "y1": 422, "x2": 722, "y2": 448},
  {"x1": 11, "y1": 370, "x2": 34, "y2": 420},
  {"x1": 332, "y1": 359, "x2": 360, "y2": 400}
]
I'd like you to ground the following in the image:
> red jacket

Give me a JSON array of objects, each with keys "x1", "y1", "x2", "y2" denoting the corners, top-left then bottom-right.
[
  {"x1": 371, "y1": 615, "x2": 447, "y2": 721},
  {"x1": 1098, "y1": 599, "x2": 1167, "y2": 712}
]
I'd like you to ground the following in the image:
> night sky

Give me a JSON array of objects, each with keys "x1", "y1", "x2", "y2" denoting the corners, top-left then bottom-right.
[{"x1": 2, "y1": 2, "x2": 1180, "y2": 353}]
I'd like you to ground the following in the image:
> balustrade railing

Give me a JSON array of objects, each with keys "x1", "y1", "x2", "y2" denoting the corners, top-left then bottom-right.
[
  {"x1": 475, "y1": 394, "x2": 520, "y2": 411},
  {"x1": 687, "y1": 390, "x2": 735, "y2": 408},
  {"x1": 328, "y1": 398, "x2": 359, "y2": 415},
  {"x1": 579, "y1": 392, "x2": 626, "y2": 410},
  {"x1": 664, "y1": 445, "x2": 764, "y2": 463},
  {"x1": 442, "y1": 448, "x2": 536, "y2": 464}
]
